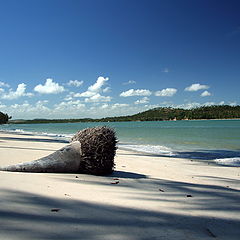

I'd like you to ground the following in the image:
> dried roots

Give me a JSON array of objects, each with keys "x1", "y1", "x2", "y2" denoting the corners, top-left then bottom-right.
[{"x1": 71, "y1": 126, "x2": 117, "y2": 175}]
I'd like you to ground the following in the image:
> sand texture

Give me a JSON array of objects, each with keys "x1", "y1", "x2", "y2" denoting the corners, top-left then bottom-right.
[{"x1": 0, "y1": 132, "x2": 239, "y2": 240}]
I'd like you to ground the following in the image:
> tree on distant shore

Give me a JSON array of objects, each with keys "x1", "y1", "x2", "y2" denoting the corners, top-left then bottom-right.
[
  {"x1": 0, "y1": 112, "x2": 11, "y2": 124},
  {"x1": 7, "y1": 105, "x2": 240, "y2": 124}
]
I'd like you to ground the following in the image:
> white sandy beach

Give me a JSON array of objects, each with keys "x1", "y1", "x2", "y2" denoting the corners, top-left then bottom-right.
[{"x1": 0, "y1": 132, "x2": 239, "y2": 240}]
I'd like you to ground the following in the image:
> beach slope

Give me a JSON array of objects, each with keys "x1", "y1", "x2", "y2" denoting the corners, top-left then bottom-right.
[{"x1": 0, "y1": 132, "x2": 239, "y2": 240}]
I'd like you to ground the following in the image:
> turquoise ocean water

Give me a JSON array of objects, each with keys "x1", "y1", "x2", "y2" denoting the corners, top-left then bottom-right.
[{"x1": 1, "y1": 120, "x2": 240, "y2": 166}]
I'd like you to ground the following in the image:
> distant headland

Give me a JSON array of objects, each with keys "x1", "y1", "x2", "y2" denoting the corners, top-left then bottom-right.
[{"x1": 1, "y1": 105, "x2": 240, "y2": 124}]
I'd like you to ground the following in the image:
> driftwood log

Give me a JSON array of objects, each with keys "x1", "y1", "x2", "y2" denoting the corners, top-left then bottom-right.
[{"x1": 0, "y1": 126, "x2": 117, "y2": 175}]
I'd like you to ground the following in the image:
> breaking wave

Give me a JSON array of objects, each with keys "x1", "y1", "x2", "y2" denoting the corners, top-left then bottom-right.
[
  {"x1": 119, "y1": 144, "x2": 176, "y2": 156},
  {"x1": 214, "y1": 157, "x2": 240, "y2": 167}
]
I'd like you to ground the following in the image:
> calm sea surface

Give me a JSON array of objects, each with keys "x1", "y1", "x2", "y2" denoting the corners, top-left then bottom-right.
[{"x1": 1, "y1": 120, "x2": 240, "y2": 166}]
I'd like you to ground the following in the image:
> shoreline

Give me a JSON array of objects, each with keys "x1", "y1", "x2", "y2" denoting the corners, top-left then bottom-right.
[
  {"x1": 0, "y1": 132, "x2": 240, "y2": 239},
  {"x1": 1, "y1": 129, "x2": 240, "y2": 167},
  {"x1": 7, "y1": 117, "x2": 240, "y2": 124}
]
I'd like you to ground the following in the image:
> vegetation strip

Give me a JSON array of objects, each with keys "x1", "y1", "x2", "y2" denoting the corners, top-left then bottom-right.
[{"x1": 1, "y1": 105, "x2": 240, "y2": 124}]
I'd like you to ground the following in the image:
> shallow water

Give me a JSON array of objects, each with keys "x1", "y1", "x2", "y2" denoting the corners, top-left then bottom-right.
[{"x1": 1, "y1": 120, "x2": 240, "y2": 166}]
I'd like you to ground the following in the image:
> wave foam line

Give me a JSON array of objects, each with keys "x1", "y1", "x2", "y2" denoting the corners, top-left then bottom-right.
[
  {"x1": 0, "y1": 128, "x2": 73, "y2": 141},
  {"x1": 214, "y1": 157, "x2": 240, "y2": 167},
  {"x1": 120, "y1": 144, "x2": 176, "y2": 156}
]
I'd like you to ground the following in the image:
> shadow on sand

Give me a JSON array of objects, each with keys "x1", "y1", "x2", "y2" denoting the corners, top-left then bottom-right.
[
  {"x1": 0, "y1": 174, "x2": 239, "y2": 240},
  {"x1": 110, "y1": 170, "x2": 147, "y2": 179}
]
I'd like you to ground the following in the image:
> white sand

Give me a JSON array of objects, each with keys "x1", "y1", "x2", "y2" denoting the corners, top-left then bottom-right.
[{"x1": 0, "y1": 132, "x2": 239, "y2": 240}]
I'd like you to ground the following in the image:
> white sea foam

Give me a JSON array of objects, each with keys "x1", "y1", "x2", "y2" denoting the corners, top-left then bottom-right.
[
  {"x1": 120, "y1": 144, "x2": 176, "y2": 156},
  {"x1": 214, "y1": 157, "x2": 240, "y2": 167},
  {"x1": 14, "y1": 129, "x2": 25, "y2": 133},
  {"x1": 4, "y1": 128, "x2": 32, "y2": 135},
  {"x1": 41, "y1": 132, "x2": 72, "y2": 138},
  {"x1": 0, "y1": 128, "x2": 72, "y2": 142}
]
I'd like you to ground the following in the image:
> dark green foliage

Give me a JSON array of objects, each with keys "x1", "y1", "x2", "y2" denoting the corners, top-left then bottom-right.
[
  {"x1": 101, "y1": 105, "x2": 240, "y2": 121},
  {"x1": 189, "y1": 105, "x2": 240, "y2": 119},
  {"x1": 8, "y1": 105, "x2": 240, "y2": 124},
  {"x1": 10, "y1": 118, "x2": 93, "y2": 124},
  {"x1": 0, "y1": 112, "x2": 11, "y2": 124},
  {"x1": 71, "y1": 126, "x2": 117, "y2": 175}
]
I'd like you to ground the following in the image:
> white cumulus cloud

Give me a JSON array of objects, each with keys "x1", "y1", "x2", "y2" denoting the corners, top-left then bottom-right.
[
  {"x1": 0, "y1": 101, "x2": 6, "y2": 108},
  {"x1": 155, "y1": 88, "x2": 177, "y2": 97},
  {"x1": 123, "y1": 80, "x2": 136, "y2": 85},
  {"x1": 185, "y1": 83, "x2": 209, "y2": 92},
  {"x1": 201, "y1": 90, "x2": 211, "y2": 97},
  {"x1": 120, "y1": 89, "x2": 152, "y2": 97},
  {"x1": 74, "y1": 76, "x2": 109, "y2": 97},
  {"x1": 175, "y1": 101, "x2": 233, "y2": 109},
  {"x1": 112, "y1": 103, "x2": 129, "y2": 109},
  {"x1": 103, "y1": 87, "x2": 111, "y2": 93},
  {"x1": 175, "y1": 102, "x2": 202, "y2": 109},
  {"x1": 203, "y1": 102, "x2": 215, "y2": 106},
  {"x1": 88, "y1": 76, "x2": 109, "y2": 92},
  {"x1": 74, "y1": 91, "x2": 95, "y2": 98},
  {"x1": 101, "y1": 103, "x2": 109, "y2": 109},
  {"x1": 34, "y1": 78, "x2": 65, "y2": 94},
  {"x1": 0, "y1": 101, "x2": 52, "y2": 119},
  {"x1": 134, "y1": 97, "x2": 149, "y2": 104},
  {"x1": 67, "y1": 80, "x2": 84, "y2": 87},
  {"x1": 1, "y1": 83, "x2": 33, "y2": 100},
  {"x1": 85, "y1": 93, "x2": 111, "y2": 103},
  {"x1": 55, "y1": 100, "x2": 85, "y2": 110},
  {"x1": 0, "y1": 81, "x2": 10, "y2": 88},
  {"x1": 229, "y1": 101, "x2": 237, "y2": 106}
]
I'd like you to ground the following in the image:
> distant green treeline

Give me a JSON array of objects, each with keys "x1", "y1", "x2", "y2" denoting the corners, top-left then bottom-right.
[{"x1": 7, "y1": 105, "x2": 240, "y2": 124}]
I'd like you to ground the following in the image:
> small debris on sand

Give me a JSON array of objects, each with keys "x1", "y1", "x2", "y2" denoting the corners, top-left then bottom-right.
[
  {"x1": 51, "y1": 208, "x2": 61, "y2": 212},
  {"x1": 111, "y1": 181, "x2": 119, "y2": 185}
]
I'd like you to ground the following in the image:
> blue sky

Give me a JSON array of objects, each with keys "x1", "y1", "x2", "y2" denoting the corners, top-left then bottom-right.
[{"x1": 0, "y1": 0, "x2": 239, "y2": 119}]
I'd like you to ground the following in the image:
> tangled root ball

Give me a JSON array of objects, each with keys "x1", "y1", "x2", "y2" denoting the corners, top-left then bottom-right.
[{"x1": 71, "y1": 126, "x2": 117, "y2": 175}]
